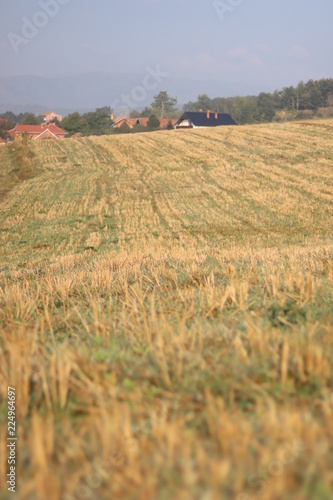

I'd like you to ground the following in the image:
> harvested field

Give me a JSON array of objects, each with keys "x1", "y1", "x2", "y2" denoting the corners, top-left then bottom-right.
[{"x1": 0, "y1": 120, "x2": 332, "y2": 500}]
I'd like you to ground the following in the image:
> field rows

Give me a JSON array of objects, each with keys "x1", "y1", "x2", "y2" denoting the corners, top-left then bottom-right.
[{"x1": 0, "y1": 120, "x2": 332, "y2": 499}]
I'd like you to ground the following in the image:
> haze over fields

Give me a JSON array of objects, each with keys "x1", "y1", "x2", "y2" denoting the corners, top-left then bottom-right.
[
  {"x1": 0, "y1": 73, "x2": 264, "y2": 114},
  {"x1": 1, "y1": 0, "x2": 332, "y2": 111}
]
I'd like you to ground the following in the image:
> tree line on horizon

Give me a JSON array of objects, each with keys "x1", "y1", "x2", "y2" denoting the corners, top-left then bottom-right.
[
  {"x1": 0, "y1": 78, "x2": 332, "y2": 139},
  {"x1": 0, "y1": 92, "x2": 178, "y2": 138},
  {"x1": 0, "y1": 108, "x2": 114, "y2": 139},
  {"x1": 60, "y1": 91, "x2": 178, "y2": 136},
  {"x1": 183, "y1": 78, "x2": 333, "y2": 124}
]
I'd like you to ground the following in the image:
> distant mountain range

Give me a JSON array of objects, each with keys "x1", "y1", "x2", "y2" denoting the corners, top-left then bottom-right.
[{"x1": 0, "y1": 73, "x2": 264, "y2": 116}]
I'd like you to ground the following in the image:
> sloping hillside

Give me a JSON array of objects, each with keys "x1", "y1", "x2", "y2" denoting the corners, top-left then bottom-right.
[
  {"x1": 1, "y1": 120, "x2": 333, "y2": 263},
  {"x1": 0, "y1": 121, "x2": 332, "y2": 500}
]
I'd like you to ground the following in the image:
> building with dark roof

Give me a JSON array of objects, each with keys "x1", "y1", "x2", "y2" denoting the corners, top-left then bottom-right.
[{"x1": 175, "y1": 111, "x2": 237, "y2": 129}]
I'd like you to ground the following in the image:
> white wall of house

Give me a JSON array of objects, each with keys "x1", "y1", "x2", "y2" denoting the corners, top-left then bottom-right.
[{"x1": 176, "y1": 119, "x2": 195, "y2": 128}]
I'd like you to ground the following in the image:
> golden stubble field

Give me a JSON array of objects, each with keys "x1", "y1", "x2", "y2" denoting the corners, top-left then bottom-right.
[{"x1": 0, "y1": 120, "x2": 332, "y2": 500}]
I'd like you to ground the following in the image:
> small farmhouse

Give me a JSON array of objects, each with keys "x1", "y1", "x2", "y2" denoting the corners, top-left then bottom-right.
[
  {"x1": 42, "y1": 111, "x2": 62, "y2": 123},
  {"x1": 8, "y1": 123, "x2": 67, "y2": 141},
  {"x1": 159, "y1": 118, "x2": 178, "y2": 128},
  {"x1": 112, "y1": 116, "x2": 138, "y2": 129},
  {"x1": 175, "y1": 111, "x2": 237, "y2": 129},
  {"x1": 111, "y1": 116, "x2": 177, "y2": 129}
]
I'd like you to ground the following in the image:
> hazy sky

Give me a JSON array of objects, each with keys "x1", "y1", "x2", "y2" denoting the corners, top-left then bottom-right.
[{"x1": 1, "y1": 0, "x2": 332, "y2": 91}]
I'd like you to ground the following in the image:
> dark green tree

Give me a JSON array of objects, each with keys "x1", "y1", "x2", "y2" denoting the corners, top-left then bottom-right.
[
  {"x1": 83, "y1": 107, "x2": 112, "y2": 135},
  {"x1": 152, "y1": 91, "x2": 177, "y2": 114},
  {"x1": 327, "y1": 92, "x2": 333, "y2": 107},
  {"x1": 304, "y1": 80, "x2": 324, "y2": 111},
  {"x1": 257, "y1": 92, "x2": 276, "y2": 121},
  {"x1": 279, "y1": 86, "x2": 297, "y2": 110},
  {"x1": 182, "y1": 101, "x2": 196, "y2": 112},
  {"x1": 119, "y1": 122, "x2": 131, "y2": 134},
  {"x1": 61, "y1": 112, "x2": 90, "y2": 136},
  {"x1": 50, "y1": 117, "x2": 61, "y2": 127},
  {"x1": 232, "y1": 97, "x2": 258, "y2": 124},
  {"x1": 140, "y1": 107, "x2": 152, "y2": 117},
  {"x1": 0, "y1": 117, "x2": 11, "y2": 139},
  {"x1": 212, "y1": 97, "x2": 234, "y2": 114},
  {"x1": 148, "y1": 115, "x2": 160, "y2": 129},
  {"x1": 318, "y1": 79, "x2": 333, "y2": 106},
  {"x1": 133, "y1": 123, "x2": 146, "y2": 133},
  {"x1": 0, "y1": 112, "x2": 17, "y2": 130},
  {"x1": 20, "y1": 113, "x2": 41, "y2": 125},
  {"x1": 166, "y1": 119, "x2": 174, "y2": 130},
  {"x1": 195, "y1": 94, "x2": 213, "y2": 111}
]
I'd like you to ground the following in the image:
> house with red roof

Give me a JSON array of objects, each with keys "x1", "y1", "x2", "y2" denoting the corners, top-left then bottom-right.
[
  {"x1": 8, "y1": 123, "x2": 67, "y2": 141},
  {"x1": 111, "y1": 116, "x2": 177, "y2": 129},
  {"x1": 42, "y1": 111, "x2": 62, "y2": 124},
  {"x1": 159, "y1": 118, "x2": 178, "y2": 128},
  {"x1": 112, "y1": 116, "x2": 138, "y2": 129}
]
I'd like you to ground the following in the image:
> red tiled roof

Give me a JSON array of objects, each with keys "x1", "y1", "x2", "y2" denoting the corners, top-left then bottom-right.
[
  {"x1": 159, "y1": 118, "x2": 177, "y2": 128},
  {"x1": 135, "y1": 117, "x2": 177, "y2": 128},
  {"x1": 10, "y1": 124, "x2": 67, "y2": 136},
  {"x1": 16, "y1": 124, "x2": 44, "y2": 134},
  {"x1": 113, "y1": 117, "x2": 177, "y2": 128},
  {"x1": 136, "y1": 118, "x2": 149, "y2": 127},
  {"x1": 44, "y1": 124, "x2": 66, "y2": 134},
  {"x1": 113, "y1": 116, "x2": 137, "y2": 124},
  {"x1": 126, "y1": 118, "x2": 138, "y2": 126}
]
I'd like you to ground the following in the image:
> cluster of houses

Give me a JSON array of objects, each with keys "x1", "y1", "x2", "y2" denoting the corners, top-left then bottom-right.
[
  {"x1": 0, "y1": 110, "x2": 236, "y2": 143},
  {"x1": 111, "y1": 115, "x2": 178, "y2": 130},
  {"x1": 0, "y1": 111, "x2": 66, "y2": 143},
  {"x1": 7, "y1": 123, "x2": 67, "y2": 141}
]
